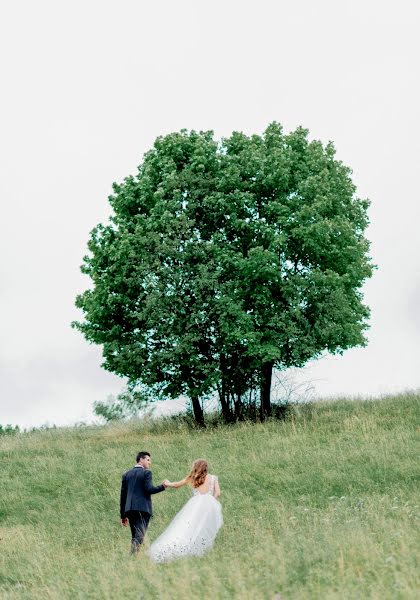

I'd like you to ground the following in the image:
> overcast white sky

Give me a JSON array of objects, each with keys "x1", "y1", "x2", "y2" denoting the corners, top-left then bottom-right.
[{"x1": 1, "y1": 1, "x2": 419, "y2": 428}]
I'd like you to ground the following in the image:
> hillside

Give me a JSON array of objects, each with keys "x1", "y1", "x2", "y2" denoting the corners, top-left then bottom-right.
[{"x1": 0, "y1": 393, "x2": 419, "y2": 599}]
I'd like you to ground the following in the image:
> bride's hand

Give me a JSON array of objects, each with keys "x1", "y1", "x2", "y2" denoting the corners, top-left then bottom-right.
[{"x1": 163, "y1": 479, "x2": 171, "y2": 488}]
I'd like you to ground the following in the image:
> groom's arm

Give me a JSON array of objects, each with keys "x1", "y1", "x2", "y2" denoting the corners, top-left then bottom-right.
[
  {"x1": 144, "y1": 469, "x2": 166, "y2": 494},
  {"x1": 120, "y1": 473, "x2": 128, "y2": 519}
]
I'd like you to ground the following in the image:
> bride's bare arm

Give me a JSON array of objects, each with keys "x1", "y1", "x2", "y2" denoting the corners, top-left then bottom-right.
[
  {"x1": 214, "y1": 476, "x2": 221, "y2": 498},
  {"x1": 166, "y1": 477, "x2": 189, "y2": 489}
]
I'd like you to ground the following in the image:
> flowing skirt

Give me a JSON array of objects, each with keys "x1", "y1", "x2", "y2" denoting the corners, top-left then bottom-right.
[{"x1": 149, "y1": 494, "x2": 223, "y2": 563}]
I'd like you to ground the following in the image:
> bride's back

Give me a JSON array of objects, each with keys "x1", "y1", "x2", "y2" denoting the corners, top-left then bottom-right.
[
  {"x1": 193, "y1": 473, "x2": 212, "y2": 494},
  {"x1": 193, "y1": 473, "x2": 220, "y2": 497}
]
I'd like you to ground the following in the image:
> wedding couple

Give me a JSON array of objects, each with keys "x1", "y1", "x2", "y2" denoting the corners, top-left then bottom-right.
[{"x1": 120, "y1": 451, "x2": 223, "y2": 562}]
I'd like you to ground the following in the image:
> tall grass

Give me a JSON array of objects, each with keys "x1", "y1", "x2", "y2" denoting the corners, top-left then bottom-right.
[{"x1": 0, "y1": 393, "x2": 419, "y2": 599}]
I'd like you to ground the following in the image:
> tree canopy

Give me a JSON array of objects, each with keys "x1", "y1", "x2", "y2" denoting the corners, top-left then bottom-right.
[{"x1": 73, "y1": 123, "x2": 373, "y2": 424}]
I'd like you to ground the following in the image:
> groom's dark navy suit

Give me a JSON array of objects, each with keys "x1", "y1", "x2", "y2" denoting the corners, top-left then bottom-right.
[{"x1": 120, "y1": 465, "x2": 165, "y2": 552}]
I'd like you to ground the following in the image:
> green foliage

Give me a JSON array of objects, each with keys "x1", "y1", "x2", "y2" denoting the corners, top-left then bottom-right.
[
  {"x1": 73, "y1": 123, "x2": 373, "y2": 421},
  {"x1": 0, "y1": 393, "x2": 418, "y2": 599},
  {"x1": 93, "y1": 385, "x2": 157, "y2": 422},
  {"x1": 0, "y1": 424, "x2": 19, "y2": 436}
]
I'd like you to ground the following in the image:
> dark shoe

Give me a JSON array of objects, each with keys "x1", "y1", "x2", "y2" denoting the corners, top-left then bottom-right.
[{"x1": 130, "y1": 542, "x2": 140, "y2": 555}]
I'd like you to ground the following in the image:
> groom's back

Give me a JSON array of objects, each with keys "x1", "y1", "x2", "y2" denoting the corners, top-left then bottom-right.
[
  {"x1": 122, "y1": 466, "x2": 153, "y2": 515},
  {"x1": 124, "y1": 467, "x2": 146, "y2": 501}
]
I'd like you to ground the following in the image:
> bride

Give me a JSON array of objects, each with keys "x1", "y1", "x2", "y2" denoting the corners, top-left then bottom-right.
[{"x1": 149, "y1": 459, "x2": 223, "y2": 563}]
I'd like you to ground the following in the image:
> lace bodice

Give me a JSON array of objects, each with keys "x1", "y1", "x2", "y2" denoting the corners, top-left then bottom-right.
[{"x1": 192, "y1": 475, "x2": 216, "y2": 497}]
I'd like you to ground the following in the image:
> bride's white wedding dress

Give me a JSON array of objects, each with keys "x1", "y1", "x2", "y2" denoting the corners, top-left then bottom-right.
[{"x1": 149, "y1": 475, "x2": 223, "y2": 563}]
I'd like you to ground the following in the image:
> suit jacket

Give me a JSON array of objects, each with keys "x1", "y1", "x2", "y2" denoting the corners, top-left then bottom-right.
[{"x1": 120, "y1": 465, "x2": 165, "y2": 518}]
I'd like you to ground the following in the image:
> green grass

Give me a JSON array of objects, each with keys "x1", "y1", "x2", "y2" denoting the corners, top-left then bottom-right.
[{"x1": 1, "y1": 393, "x2": 419, "y2": 599}]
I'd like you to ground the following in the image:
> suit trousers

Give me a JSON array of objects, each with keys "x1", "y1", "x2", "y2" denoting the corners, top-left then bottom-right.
[{"x1": 126, "y1": 511, "x2": 151, "y2": 552}]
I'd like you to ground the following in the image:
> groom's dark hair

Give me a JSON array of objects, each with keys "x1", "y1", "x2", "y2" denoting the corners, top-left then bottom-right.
[{"x1": 136, "y1": 451, "x2": 150, "y2": 462}]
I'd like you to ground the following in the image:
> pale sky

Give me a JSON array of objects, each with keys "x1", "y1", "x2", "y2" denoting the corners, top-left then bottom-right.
[{"x1": 1, "y1": 1, "x2": 419, "y2": 428}]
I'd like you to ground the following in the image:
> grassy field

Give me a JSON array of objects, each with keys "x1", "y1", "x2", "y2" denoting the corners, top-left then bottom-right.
[{"x1": 0, "y1": 393, "x2": 419, "y2": 599}]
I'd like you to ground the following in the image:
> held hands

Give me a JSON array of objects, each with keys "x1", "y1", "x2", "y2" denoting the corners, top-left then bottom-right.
[{"x1": 162, "y1": 479, "x2": 171, "y2": 488}]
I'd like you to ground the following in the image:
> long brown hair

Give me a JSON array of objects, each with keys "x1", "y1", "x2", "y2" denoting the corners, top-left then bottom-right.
[{"x1": 186, "y1": 459, "x2": 208, "y2": 488}]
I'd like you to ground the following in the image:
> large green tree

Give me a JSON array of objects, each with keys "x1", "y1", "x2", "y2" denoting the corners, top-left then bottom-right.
[{"x1": 73, "y1": 123, "x2": 373, "y2": 424}]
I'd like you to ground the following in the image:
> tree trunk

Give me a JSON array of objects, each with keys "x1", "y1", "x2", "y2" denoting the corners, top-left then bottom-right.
[
  {"x1": 219, "y1": 354, "x2": 234, "y2": 422},
  {"x1": 234, "y1": 392, "x2": 243, "y2": 420},
  {"x1": 260, "y1": 361, "x2": 273, "y2": 420},
  {"x1": 191, "y1": 394, "x2": 205, "y2": 427},
  {"x1": 219, "y1": 388, "x2": 232, "y2": 422}
]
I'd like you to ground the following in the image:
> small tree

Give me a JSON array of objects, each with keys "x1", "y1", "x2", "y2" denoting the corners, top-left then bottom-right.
[
  {"x1": 73, "y1": 123, "x2": 373, "y2": 424},
  {"x1": 93, "y1": 386, "x2": 155, "y2": 422},
  {"x1": 0, "y1": 424, "x2": 20, "y2": 435}
]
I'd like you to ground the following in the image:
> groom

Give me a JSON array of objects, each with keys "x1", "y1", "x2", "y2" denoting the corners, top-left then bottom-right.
[{"x1": 120, "y1": 451, "x2": 169, "y2": 554}]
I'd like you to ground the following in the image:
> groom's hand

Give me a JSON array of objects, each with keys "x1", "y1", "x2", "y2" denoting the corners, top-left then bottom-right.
[
  {"x1": 121, "y1": 518, "x2": 128, "y2": 527},
  {"x1": 163, "y1": 479, "x2": 170, "y2": 488}
]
